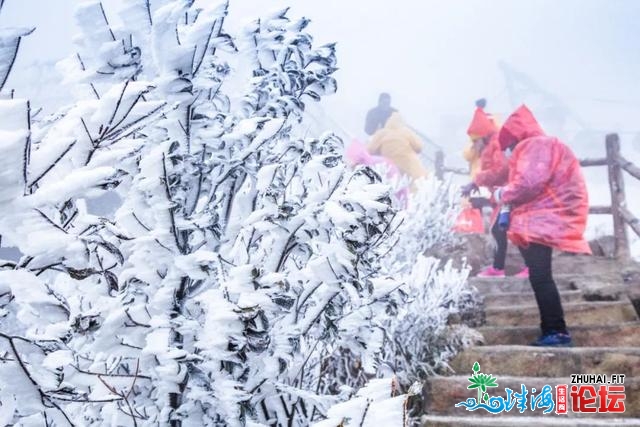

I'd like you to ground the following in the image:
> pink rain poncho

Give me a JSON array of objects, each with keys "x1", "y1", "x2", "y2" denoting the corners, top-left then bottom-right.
[
  {"x1": 498, "y1": 105, "x2": 591, "y2": 254},
  {"x1": 345, "y1": 139, "x2": 408, "y2": 204},
  {"x1": 345, "y1": 139, "x2": 397, "y2": 172}
]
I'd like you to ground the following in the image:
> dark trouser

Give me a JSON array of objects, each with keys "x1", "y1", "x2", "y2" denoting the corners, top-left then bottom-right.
[
  {"x1": 469, "y1": 197, "x2": 492, "y2": 210},
  {"x1": 518, "y1": 243, "x2": 567, "y2": 334},
  {"x1": 491, "y1": 218, "x2": 508, "y2": 270}
]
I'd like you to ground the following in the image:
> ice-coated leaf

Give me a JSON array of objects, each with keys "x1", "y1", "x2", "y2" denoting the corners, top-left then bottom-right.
[{"x1": 0, "y1": 1, "x2": 475, "y2": 425}]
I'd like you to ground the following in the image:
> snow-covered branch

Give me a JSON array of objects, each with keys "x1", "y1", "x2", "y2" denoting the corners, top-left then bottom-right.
[{"x1": 0, "y1": 2, "x2": 478, "y2": 426}]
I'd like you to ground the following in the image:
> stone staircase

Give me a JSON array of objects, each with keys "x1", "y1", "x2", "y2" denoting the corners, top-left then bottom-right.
[{"x1": 422, "y1": 253, "x2": 640, "y2": 426}]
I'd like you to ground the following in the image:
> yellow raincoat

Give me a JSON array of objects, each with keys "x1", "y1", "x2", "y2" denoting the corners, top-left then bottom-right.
[
  {"x1": 367, "y1": 113, "x2": 428, "y2": 182},
  {"x1": 463, "y1": 142, "x2": 482, "y2": 180}
]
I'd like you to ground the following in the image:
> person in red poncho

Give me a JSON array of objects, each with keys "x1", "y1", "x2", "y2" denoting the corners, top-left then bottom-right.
[
  {"x1": 461, "y1": 100, "x2": 528, "y2": 278},
  {"x1": 494, "y1": 105, "x2": 591, "y2": 347}
]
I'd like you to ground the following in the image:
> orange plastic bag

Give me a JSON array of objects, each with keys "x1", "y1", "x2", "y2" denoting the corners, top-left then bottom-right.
[{"x1": 453, "y1": 207, "x2": 484, "y2": 234}]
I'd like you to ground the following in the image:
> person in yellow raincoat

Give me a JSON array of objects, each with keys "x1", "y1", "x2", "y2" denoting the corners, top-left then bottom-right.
[{"x1": 366, "y1": 112, "x2": 428, "y2": 188}]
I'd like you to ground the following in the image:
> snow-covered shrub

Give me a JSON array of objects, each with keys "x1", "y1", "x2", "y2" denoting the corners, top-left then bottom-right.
[
  {"x1": 378, "y1": 179, "x2": 481, "y2": 383},
  {"x1": 320, "y1": 178, "x2": 480, "y2": 389},
  {"x1": 380, "y1": 256, "x2": 480, "y2": 383},
  {"x1": 308, "y1": 171, "x2": 480, "y2": 425},
  {"x1": 382, "y1": 177, "x2": 460, "y2": 266},
  {"x1": 0, "y1": 2, "x2": 478, "y2": 426},
  {"x1": 313, "y1": 377, "x2": 422, "y2": 427},
  {"x1": 0, "y1": 1, "x2": 390, "y2": 426}
]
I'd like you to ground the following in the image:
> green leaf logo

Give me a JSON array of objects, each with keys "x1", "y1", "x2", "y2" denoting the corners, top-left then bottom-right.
[{"x1": 467, "y1": 362, "x2": 499, "y2": 403}]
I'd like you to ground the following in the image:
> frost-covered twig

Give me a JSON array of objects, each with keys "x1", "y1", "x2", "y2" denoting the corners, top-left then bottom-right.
[
  {"x1": 28, "y1": 140, "x2": 76, "y2": 189},
  {"x1": 0, "y1": 333, "x2": 76, "y2": 426}
]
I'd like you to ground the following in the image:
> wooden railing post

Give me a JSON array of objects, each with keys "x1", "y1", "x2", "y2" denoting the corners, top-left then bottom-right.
[
  {"x1": 435, "y1": 149, "x2": 444, "y2": 180},
  {"x1": 605, "y1": 133, "x2": 630, "y2": 259}
]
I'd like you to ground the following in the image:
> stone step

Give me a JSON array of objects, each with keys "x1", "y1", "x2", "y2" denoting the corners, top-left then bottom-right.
[
  {"x1": 552, "y1": 254, "x2": 640, "y2": 280},
  {"x1": 423, "y1": 375, "x2": 640, "y2": 417},
  {"x1": 470, "y1": 273, "x2": 632, "y2": 295},
  {"x1": 482, "y1": 290, "x2": 585, "y2": 308},
  {"x1": 421, "y1": 414, "x2": 640, "y2": 426},
  {"x1": 478, "y1": 322, "x2": 640, "y2": 347},
  {"x1": 449, "y1": 346, "x2": 640, "y2": 377},
  {"x1": 485, "y1": 300, "x2": 638, "y2": 327},
  {"x1": 552, "y1": 254, "x2": 623, "y2": 273},
  {"x1": 470, "y1": 274, "x2": 577, "y2": 294}
]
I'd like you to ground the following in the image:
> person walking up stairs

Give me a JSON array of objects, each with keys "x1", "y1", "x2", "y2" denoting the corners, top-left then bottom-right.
[{"x1": 421, "y1": 252, "x2": 640, "y2": 425}]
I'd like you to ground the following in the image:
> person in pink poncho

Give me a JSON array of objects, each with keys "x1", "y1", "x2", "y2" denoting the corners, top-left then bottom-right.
[{"x1": 494, "y1": 105, "x2": 590, "y2": 347}]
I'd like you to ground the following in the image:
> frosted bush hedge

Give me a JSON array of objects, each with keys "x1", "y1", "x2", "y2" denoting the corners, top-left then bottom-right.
[{"x1": 0, "y1": 2, "x2": 477, "y2": 426}]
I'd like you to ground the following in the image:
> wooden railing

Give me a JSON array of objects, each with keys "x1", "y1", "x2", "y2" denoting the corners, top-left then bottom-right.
[
  {"x1": 435, "y1": 150, "x2": 467, "y2": 179},
  {"x1": 434, "y1": 133, "x2": 640, "y2": 259},
  {"x1": 580, "y1": 133, "x2": 640, "y2": 259}
]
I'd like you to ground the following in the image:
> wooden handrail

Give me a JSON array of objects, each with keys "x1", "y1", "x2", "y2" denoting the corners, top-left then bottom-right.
[
  {"x1": 605, "y1": 134, "x2": 630, "y2": 259},
  {"x1": 435, "y1": 132, "x2": 640, "y2": 259},
  {"x1": 435, "y1": 150, "x2": 445, "y2": 180},
  {"x1": 580, "y1": 158, "x2": 608, "y2": 167},
  {"x1": 617, "y1": 154, "x2": 640, "y2": 181},
  {"x1": 580, "y1": 133, "x2": 640, "y2": 259},
  {"x1": 620, "y1": 206, "x2": 640, "y2": 238},
  {"x1": 435, "y1": 149, "x2": 471, "y2": 179},
  {"x1": 443, "y1": 167, "x2": 468, "y2": 175},
  {"x1": 589, "y1": 206, "x2": 613, "y2": 215}
]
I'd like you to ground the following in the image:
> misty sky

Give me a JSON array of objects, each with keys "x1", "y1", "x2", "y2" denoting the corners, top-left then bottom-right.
[
  {"x1": 2, "y1": 0, "x2": 640, "y2": 239},
  {"x1": 4, "y1": 1, "x2": 640, "y2": 148}
]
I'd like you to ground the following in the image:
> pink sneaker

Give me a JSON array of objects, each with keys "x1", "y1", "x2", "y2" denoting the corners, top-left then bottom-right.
[
  {"x1": 513, "y1": 267, "x2": 529, "y2": 278},
  {"x1": 477, "y1": 266, "x2": 505, "y2": 278}
]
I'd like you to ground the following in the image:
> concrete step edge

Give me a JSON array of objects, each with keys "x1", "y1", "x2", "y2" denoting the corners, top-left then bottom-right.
[
  {"x1": 476, "y1": 323, "x2": 640, "y2": 345},
  {"x1": 428, "y1": 375, "x2": 640, "y2": 383},
  {"x1": 421, "y1": 414, "x2": 640, "y2": 426},
  {"x1": 460, "y1": 345, "x2": 640, "y2": 354},
  {"x1": 482, "y1": 290, "x2": 584, "y2": 297},
  {"x1": 485, "y1": 299, "x2": 633, "y2": 313},
  {"x1": 478, "y1": 321, "x2": 640, "y2": 332}
]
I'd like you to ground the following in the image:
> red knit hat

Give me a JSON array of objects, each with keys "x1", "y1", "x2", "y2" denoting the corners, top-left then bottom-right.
[{"x1": 467, "y1": 107, "x2": 498, "y2": 140}]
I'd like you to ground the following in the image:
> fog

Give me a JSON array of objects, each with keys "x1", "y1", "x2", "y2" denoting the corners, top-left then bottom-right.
[{"x1": 2, "y1": 0, "x2": 640, "y2": 244}]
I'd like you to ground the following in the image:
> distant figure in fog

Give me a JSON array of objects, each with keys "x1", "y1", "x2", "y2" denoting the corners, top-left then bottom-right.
[
  {"x1": 367, "y1": 112, "x2": 428, "y2": 188},
  {"x1": 364, "y1": 93, "x2": 396, "y2": 135}
]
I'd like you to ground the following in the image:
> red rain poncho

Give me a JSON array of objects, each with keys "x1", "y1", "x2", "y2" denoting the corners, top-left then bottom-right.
[
  {"x1": 465, "y1": 107, "x2": 509, "y2": 188},
  {"x1": 498, "y1": 106, "x2": 591, "y2": 254},
  {"x1": 463, "y1": 108, "x2": 509, "y2": 224},
  {"x1": 475, "y1": 136, "x2": 509, "y2": 188}
]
